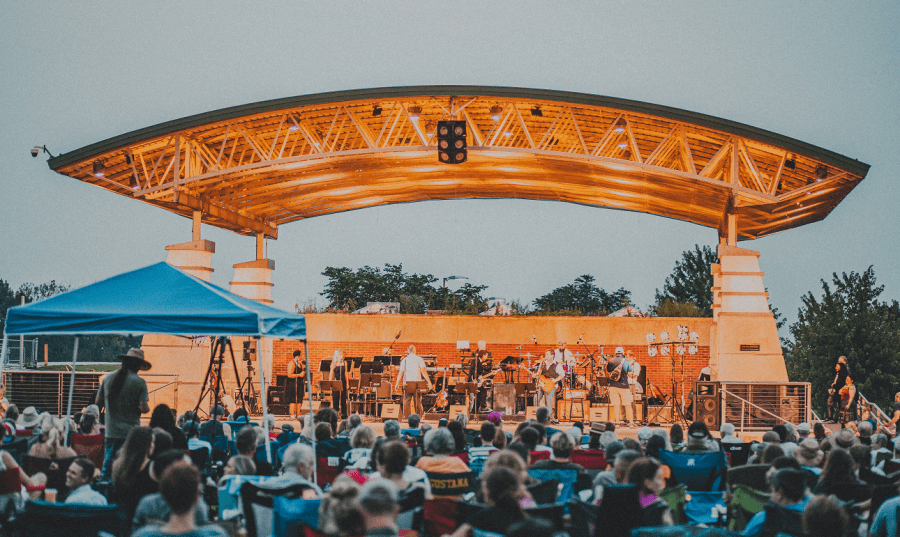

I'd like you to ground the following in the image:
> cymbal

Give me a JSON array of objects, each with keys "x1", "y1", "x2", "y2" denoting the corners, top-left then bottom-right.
[{"x1": 521, "y1": 353, "x2": 535, "y2": 358}]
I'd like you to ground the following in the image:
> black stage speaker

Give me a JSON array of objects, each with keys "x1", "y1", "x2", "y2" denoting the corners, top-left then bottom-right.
[
  {"x1": 437, "y1": 120, "x2": 467, "y2": 164},
  {"x1": 268, "y1": 403, "x2": 290, "y2": 415},
  {"x1": 493, "y1": 384, "x2": 516, "y2": 413},
  {"x1": 267, "y1": 385, "x2": 284, "y2": 404},
  {"x1": 694, "y1": 381, "x2": 720, "y2": 430}
]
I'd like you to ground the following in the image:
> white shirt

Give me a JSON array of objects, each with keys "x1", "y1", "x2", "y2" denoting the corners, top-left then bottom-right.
[
  {"x1": 554, "y1": 348, "x2": 575, "y2": 366},
  {"x1": 66, "y1": 484, "x2": 108, "y2": 505},
  {"x1": 399, "y1": 353, "x2": 426, "y2": 383}
]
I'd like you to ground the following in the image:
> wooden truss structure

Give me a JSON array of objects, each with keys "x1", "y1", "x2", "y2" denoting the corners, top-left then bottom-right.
[{"x1": 49, "y1": 86, "x2": 868, "y2": 240}]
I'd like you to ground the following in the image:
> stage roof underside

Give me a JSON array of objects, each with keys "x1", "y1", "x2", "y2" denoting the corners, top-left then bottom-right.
[{"x1": 48, "y1": 86, "x2": 869, "y2": 240}]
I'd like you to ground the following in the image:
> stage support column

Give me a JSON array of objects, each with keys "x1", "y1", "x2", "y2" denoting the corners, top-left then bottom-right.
[
  {"x1": 712, "y1": 244, "x2": 787, "y2": 382},
  {"x1": 230, "y1": 234, "x2": 276, "y2": 415},
  {"x1": 164, "y1": 238, "x2": 216, "y2": 282}
]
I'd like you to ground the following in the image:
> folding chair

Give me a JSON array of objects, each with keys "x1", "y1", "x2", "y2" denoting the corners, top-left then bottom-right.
[
  {"x1": 567, "y1": 497, "x2": 598, "y2": 537},
  {"x1": 217, "y1": 474, "x2": 270, "y2": 520},
  {"x1": 3, "y1": 438, "x2": 30, "y2": 465},
  {"x1": 316, "y1": 456, "x2": 343, "y2": 488},
  {"x1": 273, "y1": 497, "x2": 321, "y2": 537},
  {"x1": 658, "y1": 485, "x2": 688, "y2": 525},
  {"x1": 241, "y1": 481, "x2": 316, "y2": 537},
  {"x1": 682, "y1": 490, "x2": 727, "y2": 525},
  {"x1": 11, "y1": 499, "x2": 125, "y2": 537},
  {"x1": 526, "y1": 478, "x2": 560, "y2": 505},
  {"x1": 529, "y1": 450, "x2": 551, "y2": 464},
  {"x1": 829, "y1": 482, "x2": 872, "y2": 504},
  {"x1": 528, "y1": 468, "x2": 579, "y2": 505},
  {"x1": 450, "y1": 451, "x2": 469, "y2": 465},
  {"x1": 727, "y1": 463, "x2": 770, "y2": 493},
  {"x1": 883, "y1": 459, "x2": 900, "y2": 475},
  {"x1": 593, "y1": 484, "x2": 642, "y2": 537},
  {"x1": 571, "y1": 449, "x2": 607, "y2": 470},
  {"x1": 188, "y1": 447, "x2": 210, "y2": 475},
  {"x1": 69, "y1": 433, "x2": 105, "y2": 471},
  {"x1": 422, "y1": 498, "x2": 461, "y2": 537},
  {"x1": 727, "y1": 483, "x2": 769, "y2": 532},
  {"x1": 760, "y1": 501, "x2": 803, "y2": 537},
  {"x1": 658, "y1": 450, "x2": 728, "y2": 492},
  {"x1": 425, "y1": 471, "x2": 476, "y2": 498},
  {"x1": 722, "y1": 442, "x2": 753, "y2": 467},
  {"x1": 523, "y1": 502, "x2": 565, "y2": 527},
  {"x1": 21, "y1": 455, "x2": 75, "y2": 492}
]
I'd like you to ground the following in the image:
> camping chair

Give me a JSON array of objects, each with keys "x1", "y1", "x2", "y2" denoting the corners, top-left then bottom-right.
[
  {"x1": 722, "y1": 442, "x2": 753, "y2": 467},
  {"x1": 422, "y1": 498, "x2": 463, "y2": 537},
  {"x1": 529, "y1": 450, "x2": 551, "y2": 464},
  {"x1": 21, "y1": 455, "x2": 75, "y2": 492},
  {"x1": 526, "y1": 478, "x2": 560, "y2": 505},
  {"x1": 255, "y1": 444, "x2": 280, "y2": 473},
  {"x1": 868, "y1": 483, "x2": 900, "y2": 529},
  {"x1": 682, "y1": 490, "x2": 727, "y2": 525},
  {"x1": 829, "y1": 482, "x2": 872, "y2": 504},
  {"x1": 524, "y1": 502, "x2": 565, "y2": 527},
  {"x1": 316, "y1": 456, "x2": 343, "y2": 488},
  {"x1": 727, "y1": 464, "x2": 770, "y2": 493},
  {"x1": 69, "y1": 434, "x2": 105, "y2": 471},
  {"x1": 425, "y1": 471, "x2": 476, "y2": 498},
  {"x1": 0, "y1": 466, "x2": 23, "y2": 526},
  {"x1": 528, "y1": 468, "x2": 579, "y2": 505},
  {"x1": 11, "y1": 499, "x2": 125, "y2": 537},
  {"x1": 658, "y1": 485, "x2": 689, "y2": 525},
  {"x1": 472, "y1": 529, "x2": 503, "y2": 537},
  {"x1": 883, "y1": 459, "x2": 900, "y2": 475},
  {"x1": 273, "y1": 497, "x2": 321, "y2": 537},
  {"x1": 658, "y1": 450, "x2": 728, "y2": 492},
  {"x1": 567, "y1": 497, "x2": 598, "y2": 537},
  {"x1": 571, "y1": 449, "x2": 607, "y2": 471},
  {"x1": 4, "y1": 438, "x2": 30, "y2": 464},
  {"x1": 759, "y1": 501, "x2": 804, "y2": 537},
  {"x1": 727, "y1": 483, "x2": 769, "y2": 532},
  {"x1": 240, "y1": 481, "x2": 317, "y2": 537},
  {"x1": 217, "y1": 474, "x2": 270, "y2": 520},
  {"x1": 450, "y1": 451, "x2": 469, "y2": 465},
  {"x1": 875, "y1": 450, "x2": 893, "y2": 466},
  {"x1": 188, "y1": 447, "x2": 210, "y2": 475},
  {"x1": 593, "y1": 484, "x2": 642, "y2": 537}
]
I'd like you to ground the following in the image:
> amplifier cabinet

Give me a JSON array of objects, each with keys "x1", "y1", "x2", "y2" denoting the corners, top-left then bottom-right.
[{"x1": 589, "y1": 406, "x2": 610, "y2": 422}]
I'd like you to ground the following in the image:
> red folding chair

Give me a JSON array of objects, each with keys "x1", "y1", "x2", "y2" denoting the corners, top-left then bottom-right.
[
  {"x1": 422, "y1": 498, "x2": 460, "y2": 537},
  {"x1": 571, "y1": 449, "x2": 607, "y2": 470},
  {"x1": 70, "y1": 434, "x2": 105, "y2": 471},
  {"x1": 529, "y1": 450, "x2": 551, "y2": 464},
  {"x1": 316, "y1": 456, "x2": 342, "y2": 488}
]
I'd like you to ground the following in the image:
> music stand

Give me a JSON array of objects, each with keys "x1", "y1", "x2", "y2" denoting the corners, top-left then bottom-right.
[
  {"x1": 390, "y1": 355, "x2": 402, "y2": 366},
  {"x1": 319, "y1": 380, "x2": 343, "y2": 392},
  {"x1": 454, "y1": 383, "x2": 478, "y2": 395},
  {"x1": 375, "y1": 356, "x2": 392, "y2": 367},
  {"x1": 356, "y1": 372, "x2": 379, "y2": 417}
]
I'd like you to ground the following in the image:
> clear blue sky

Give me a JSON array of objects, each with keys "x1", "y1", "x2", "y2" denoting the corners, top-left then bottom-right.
[{"x1": 2, "y1": 2, "x2": 898, "y2": 335}]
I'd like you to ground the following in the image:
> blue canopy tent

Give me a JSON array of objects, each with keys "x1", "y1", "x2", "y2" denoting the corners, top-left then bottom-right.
[{"x1": 1, "y1": 262, "x2": 313, "y2": 464}]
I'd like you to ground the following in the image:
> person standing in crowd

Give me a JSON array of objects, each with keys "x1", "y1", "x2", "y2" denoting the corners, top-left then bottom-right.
[
  {"x1": 607, "y1": 347, "x2": 635, "y2": 427},
  {"x1": 395, "y1": 345, "x2": 431, "y2": 420},
  {"x1": 838, "y1": 376, "x2": 858, "y2": 425},
  {"x1": 534, "y1": 350, "x2": 564, "y2": 423},
  {"x1": 96, "y1": 348, "x2": 151, "y2": 479},
  {"x1": 286, "y1": 349, "x2": 307, "y2": 417},
  {"x1": 329, "y1": 349, "x2": 348, "y2": 419},
  {"x1": 827, "y1": 356, "x2": 851, "y2": 423}
]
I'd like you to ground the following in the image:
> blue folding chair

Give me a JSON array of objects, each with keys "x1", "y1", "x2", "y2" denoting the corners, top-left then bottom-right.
[
  {"x1": 657, "y1": 450, "x2": 728, "y2": 492},
  {"x1": 528, "y1": 468, "x2": 579, "y2": 505},
  {"x1": 273, "y1": 497, "x2": 321, "y2": 537}
]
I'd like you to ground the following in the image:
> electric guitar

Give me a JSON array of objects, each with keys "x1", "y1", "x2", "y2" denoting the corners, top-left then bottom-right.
[
  {"x1": 476, "y1": 369, "x2": 499, "y2": 388},
  {"x1": 531, "y1": 365, "x2": 560, "y2": 393},
  {"x1": 436, "y1": 367, "x2": 450, "y2": 408}
]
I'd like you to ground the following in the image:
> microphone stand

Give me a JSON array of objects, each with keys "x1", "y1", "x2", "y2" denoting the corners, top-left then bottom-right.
[{"x1": 516, "y1": 336, "x2": 537, "y2": 383}]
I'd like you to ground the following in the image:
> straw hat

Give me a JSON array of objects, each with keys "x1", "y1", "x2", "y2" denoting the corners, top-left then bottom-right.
[
  {"x1": 795, "y1": 438, "x2": 824, "y2": 467},
  {"x1": 17, "y1": 406, "x2": 40, "y2": 428},
  {"x1": 116, "y1": 348, "x2": 152, "y2": 371},
  {"x1": 834, "y1": 428, "x2": 858, "y2": 449}
]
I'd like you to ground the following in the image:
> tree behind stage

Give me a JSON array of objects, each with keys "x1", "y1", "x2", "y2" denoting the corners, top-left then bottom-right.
[
  {"x1": 653, "y1": 244, "x2": 716, "y2": 316},
  {"x1": 786, "y1": 267, "x2": 900, "y2": 413},
  {"x1": 532, "y1": 275, "x2": 630, "y2": 315}
]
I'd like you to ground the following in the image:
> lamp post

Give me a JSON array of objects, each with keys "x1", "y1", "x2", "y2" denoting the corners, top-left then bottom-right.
[{"x1": 442, "y1": 275, "x2": 468, "y2": 288}]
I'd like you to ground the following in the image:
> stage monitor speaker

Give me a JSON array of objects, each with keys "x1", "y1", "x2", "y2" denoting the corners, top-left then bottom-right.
[
  {"x1": 589, "y1": 406, "x2": 610, "y2": 422},
  {"x1": 268, "y1": 403, "x2": 289, "y2": 416},
  {"x1": 450, "y1": 405, "x2": 468, "y2": 421},
  {"x1": 694, "y1": 381, "x2": 720, "y2": 430},
  {"x1": 493, "y1": 384, "x2": 516, "y2": 414},
  {"x1": 380, "y1": 404, "x2": 400, "y2": 420}
]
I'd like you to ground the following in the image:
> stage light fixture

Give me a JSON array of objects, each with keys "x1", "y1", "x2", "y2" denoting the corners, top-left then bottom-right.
[
  {"x1": 660, "y1": 346, "x2": 670, "y2": 356},
  {"x1": 129, "y1": 174, "x2": 140, "y2": 190},
  {"x1": 92, "y1": 160, "x2": 105, "y2": 178},
  {"x1": 676, "y1": 345, "x2": 686, "y2": 355},
  {"x1": 688, "y1": 346, "x2": 697, "y2": 355},
  {"x1": 437, "y1": 120, "x2": 467, "y2": 164},
  {"x1": 660, "y1": 331, "x2": 670, "y2": 343},
  {"x1": 815, "y1": 165, "x2": 828, "y2": 182},
  {"x1": 409, "y1": 106, "x2": 421, "y2": 120},
  {"x1": 530, "y1": 107, "x2": 542, "y2": 117},
  {"x1": 645, "y1": 333, "x2": 656, "y2": 343},
  {"x1": 647, "y1": 346, "x2": 658, "y2": 357},
  {"x1": 689, "y1": 331, "x2": 699, "y2": 342},
  {"x1": 425, "y1": 122, "x2": 435, "y2": 137},
  {"x1": 372, "y1": 106, "x2": 382, "y2": 117},
  {"x1": 289, "y1": 122, "x2": 299, "y2": 132},
  {"x1": 617, "y1": 142, "x2": 628, "y2": 149},
  {"x1": 490, "y1": 106, "x2": 502, "y2": 121},
  {"x1": 504, "y1": 131, "x2": 513, "y2": 137},
  {"x1": 677, "y1": 325, "x2": 688, "y2": 341},
  {"x1": 614, "y1": 126, "x2": 625, "y2": 134}
]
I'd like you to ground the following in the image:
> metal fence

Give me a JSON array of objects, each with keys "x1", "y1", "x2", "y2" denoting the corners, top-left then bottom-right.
[
  {"x1": 720, "y1": 381, "x2": 811, "y2": 431},
  {"x1": 3, "y1": 338, "x2": 38, "y2": 369}
]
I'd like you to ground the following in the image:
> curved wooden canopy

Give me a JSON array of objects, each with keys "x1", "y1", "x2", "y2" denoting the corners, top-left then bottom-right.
[{"x1": 49, "y1": 86, "x2": 868, "y2": 240}]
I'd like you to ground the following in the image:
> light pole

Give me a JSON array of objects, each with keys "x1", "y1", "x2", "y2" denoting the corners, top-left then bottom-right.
[{"x1": 442, "y1": 275, "x2": 468, "y2": 288}]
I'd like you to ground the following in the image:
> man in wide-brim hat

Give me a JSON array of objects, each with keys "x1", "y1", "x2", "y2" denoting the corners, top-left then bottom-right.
[
  {"x1": 95, "y1": 347, "x2": 151, "y2": 479},
  {"x1": 795, "y1": 438, "x2": 824, "y2": 474},
  {"x1": 16, "y1": 406, "x2": 41, "y2": 429}
]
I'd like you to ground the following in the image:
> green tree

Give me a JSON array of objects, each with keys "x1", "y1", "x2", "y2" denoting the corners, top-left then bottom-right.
[
  {"x1": 321, "y1": 264, "x2": 488, "y2": 314},
  {"x1": 533, "y1": 275, "x2": 630, "y2": 315},
  {"x1": 786, "y1": 267, "x2": 900, "y2": 414},
  {"x1": 654, "y1": 245, "x2": 716, "y2": 316}
]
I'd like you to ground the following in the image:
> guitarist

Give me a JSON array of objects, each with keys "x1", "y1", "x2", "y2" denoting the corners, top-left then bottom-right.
[
  {"x1": 535, "y1": 350, "x2": 565, "y2": 423},
  {"x1": 468, "y1": 341, "x2": 492, "y2": 414},
  {"x1": 607, "y1": 347, "x2": 636, "y2": 427}
]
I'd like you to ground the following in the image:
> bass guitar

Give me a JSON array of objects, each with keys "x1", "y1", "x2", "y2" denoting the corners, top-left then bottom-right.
[{"x1": 476, "y1": 369, "x2": 499, "y2": 388}]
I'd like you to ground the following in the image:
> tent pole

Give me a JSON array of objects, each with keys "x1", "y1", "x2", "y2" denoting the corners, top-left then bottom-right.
[
  {"x1": 303, "y1": 340, "x2": 315, "y2": 485},
  {"x1": 258, "y1": 337, "x2": 272, "y2": 464},
  {"x1": 0, "y1": 333, "x2": 8, "y2": 402},
  {"x1": 64, "y1": 336, "x2": 79, "y2": 446}
]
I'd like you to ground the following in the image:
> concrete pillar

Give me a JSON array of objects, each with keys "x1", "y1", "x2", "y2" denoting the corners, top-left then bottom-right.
[
  {"x1": 712, "y1": 244, "x2": 787, "y2": 382},
  {"x1": 231, "y1": 256, "x2": 276, "y2": 411},
  {"x1": 164, "y1": 240, "x2": 215, "y2": 282}
]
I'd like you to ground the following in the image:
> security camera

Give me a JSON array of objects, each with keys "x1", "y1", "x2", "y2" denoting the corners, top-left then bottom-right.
[{"x1": 31, "y1": 147, "x2": 40, "y2": 158}]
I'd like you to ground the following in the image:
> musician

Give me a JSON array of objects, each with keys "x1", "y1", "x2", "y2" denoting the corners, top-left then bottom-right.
[
  {"x1": 395, "y1": 345, "x2": 432, "y2": 420},
  {"x1": 606, "y1": 347, "x2": 636, "y2": 427},
  {"x1": 535, "y1": 350, "x2": 564, "y2": 422},
  {"x1": 467, "y1": 341, "x2": 492, "y2": 414},
  {"x1": 329, "y1": 349, "x2": 348, "y2": 419},
  {"x1": 627, "y1": 350, "x2": 644, "y2": 423},
  {"x1": 285, "y1": 350, "x2": 307, "y2": 414},
  {"x1": 827, "y1": 356, "x2": 851, "y2": 423}
]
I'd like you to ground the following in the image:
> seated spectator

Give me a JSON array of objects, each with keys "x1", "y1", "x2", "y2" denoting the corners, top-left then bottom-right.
[
  {"x1": 857, "y1": 420, "x2": 874, "y2": 446},
  {"x1": 645, "y1": 435, "x2": 667, "y2": 459},
  {"x1": 451, "y1": 466, "x2": 531, "y2": 537},
  {"x1": 183, "y1": 421, "x2": 211, "y2": 456},
  {"x1": 318, "y1": 474, "x2": 365, "y2": 536},
  {"x1": 222, "y1": 455, "x2": 255, "y2": 477},
  {"x1": 316, "y1": 412, "x2": 351, "y2": 457},
  {"x1": 338, "y1": 414, "x2": 362, "y2": 438},
  {"x1": 803, "y1": 494, "x2": 849, "y2": 537},
  {"x1": 669, "y1": 423, "x2": 685, "y2": 451},
  {"x1": 371, "y1": 437, "x2": 432, "y2": 497},
  {"x1": 131, "y1": 462, "x2": 227, "y2": 537},
  {"x1": 796, "y1": 422, "x2": 811, "y2": 440},
  {"x1": 528, "y1": 423, "x2": 552, "y2": 453},
  {"x1": 343, "y1": 425, "x2": 376, "y2": 469},
  {"x1": 870, "y1": 433, "x2": 891, "y2": 466},
  {"x1": 582, "y1": 422, "x2": 605, "y2": 449},
  {"x1": 415, "y1": 428, "x2": 470, "y2": 498},
  {"x1": 446, "y1": 421, "x2": 467, "y2": 453},
  {"x1": 407, "y1": 413, "x2": 421, "y2": 430},
  {"x1": 719, "y1": 423, "x2": 743, "y2": 444},
  {"x1": 535, "y1": 406, "x2": 559, "y2": 439},
  {"x1": 794, "y1": 438, "x2": 824, "y2": 475},
  {"x1": 626, "y1": 457, "x2": 673, "y2": 527},
  {"x1": 266, "y1": 443, "x2": 322, "y2": 496},
  {"x1": 637, "y1": 427, "x2": 653, "y2": 452},
  {"x1": 111, "y1": 427, "x2": 157, "y2": 531},
  {"x1": 831, "y1": 427, "x2": 858, "y2": 451},
  {"x1": 375, "y1": 440, "x2": 428, "y2": 504},
  {"x1": 468, "y1": 422, "x2": 498, "y2": 472},
  {"x1": 149, "y1": 404, "x2": 187, "y2": 450},
  {"x1": 480, "y1": 449, "x2": 538, "y2": 498},
  {"x1": 684, "y1": 421, "x2": 719, "y2": 453},
  {"x1": 492, "y1": 429, "x2": 507, "y2": 450},
  {"x1": 593, "y1": 448, "x2": 641, "y2": 489},
  {"x1": 622, "y1": 437, "x2": 642, "y2": 454},
  {"x1": 358, "y1": 478, "x2": 400, "y2": 537},
  {"x1": 530, "y1": 431, "x2": 592, "y2": 492},
  {"x1": 869, "y1": 482, "x2": 900, "y2": 537},
  {"x1": 849, "y1": 443, "x2": 871, "y2": 475},
  {"x1": 262, "y1": 414, "x2": 277, "y2": 439},
  {"x1": 79, "y1": 405, "x2": 102, "y2": 435},
  {"x1": 517, "y1": 427, "x2": 542, "y2": 455},
  {"x1": 0, "y1": 419, "x2": 44, "y2": 500},
  {"x1": 505, "y1": 442, "x2": 532, "y2": 467},
  {"x1": 383, "y1": 419, "x2": 401, "y2": 441},
  {"x1": 235, "y1": 426, "x2": 274, "y2": 476},
  {"x1": 813, "y1": 422, "x2": 828, "y2": 442},
  {"x1": 812, "y1": 448, "x2": 860, "y2": 495},
  {"x1": 151, "y1": 428, "x2": 174, "y2": 457},
  {"x1": 198, "y1": 405, "x2": 231, "y2": 438},
  {"x1": 743, "y1": 468, "x2": 810, "y2": 537},
  {"x1": 16, "y1": 406, "x2": 41, "y2": 432},
  {"x1": 29, "y1": 415, "x2": 77, "y2": 459},
  {"x1": 64, "y1": 457, "x2": 106, "y2": 505},
  {"x1": 176, "y1": 411, "x2": 197, "y2": 429},
  {"x1": 650, "y1": 429, "x2": 673, "y2": 451},
  {"x1": 761, "y1": 443, "x2": 785, "y2": 465},
  {"x1": 132, "y1": 449, "x2": 210, "y2": 530},
  {"x1": 4, "y1": 405, "x2": 19, "y2": 432}
]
